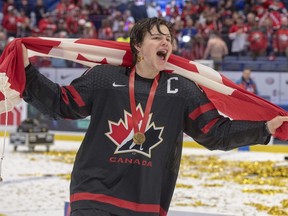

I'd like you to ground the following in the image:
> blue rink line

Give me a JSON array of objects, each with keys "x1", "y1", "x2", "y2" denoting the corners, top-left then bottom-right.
[
  {"x1": 239, "y1": 144, "x2": 288, "y2": 153},
  {"x1": 238, "y1": 146, "x2": 250, "y2": 151}
]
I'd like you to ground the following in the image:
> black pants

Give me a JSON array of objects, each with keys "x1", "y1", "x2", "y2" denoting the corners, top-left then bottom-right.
[{"x1": 71, "y1": 209, "x2": 118, "y2": 216}]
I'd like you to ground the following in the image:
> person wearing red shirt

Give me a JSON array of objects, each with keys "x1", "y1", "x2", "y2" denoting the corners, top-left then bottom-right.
[
  {"x1": 65, "y1": 7, "x2": 82, "y2": 36},
  {"x1": 1, "y1": 5, "x2": 18, "y2": 37},
  {"x1": 273, "y1": 16, "x2": 288, "y2": 56},
  {"x1": 54, "y1": 0, "x2": 72, "y2": 19},
  {"x1": 165, "y1": 0, "x2": 179, "y2": 18},
  {"x1": 98, "y1": 19, "x2": 114, "y2": 40},
  {"x1": 2, "y1": 0, "x2": 14, "y2": 15},
  {"x1": 258, "y1": 3, "x2": 283, "y2": 31},
  {"x1": 247, "y1": 23, "x2": 269, "y2": 60},
  {"x1": 38, "y1": 13, "x2": 57, "y2": 35}
]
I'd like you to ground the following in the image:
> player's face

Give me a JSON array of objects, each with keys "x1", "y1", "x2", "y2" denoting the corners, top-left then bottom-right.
[{"x1": 136, "y1": 25, "x2": 172, "y2": 73}]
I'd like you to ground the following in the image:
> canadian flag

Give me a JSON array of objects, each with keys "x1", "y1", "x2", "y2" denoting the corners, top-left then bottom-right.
[{"x1": 0, "y1": 37, "x2": 287, "y2": 140}]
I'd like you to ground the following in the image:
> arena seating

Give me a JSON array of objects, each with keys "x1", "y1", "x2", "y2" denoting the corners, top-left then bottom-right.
[{"x1": 222, "y1": 56, "x2": 288, "y2": 72}]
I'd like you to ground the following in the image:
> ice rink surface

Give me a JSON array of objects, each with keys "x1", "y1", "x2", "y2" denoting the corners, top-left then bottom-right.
[{"x1": 0, "y1": 137, "x2": 287, "y2": 216}]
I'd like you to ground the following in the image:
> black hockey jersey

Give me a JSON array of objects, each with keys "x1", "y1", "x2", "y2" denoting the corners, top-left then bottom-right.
[{"x1": 24, "y1": 64, "x2": 270, "y2": 216}]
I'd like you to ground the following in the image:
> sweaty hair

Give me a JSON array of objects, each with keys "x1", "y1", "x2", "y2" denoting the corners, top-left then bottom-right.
[{"x1": 129, "y1": 17, "x2": 174, "y2": 65}]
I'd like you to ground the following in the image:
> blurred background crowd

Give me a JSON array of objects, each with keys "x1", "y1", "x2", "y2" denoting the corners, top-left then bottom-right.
[{"x1": 1, "y1": 0, "x2": 288, "y2": 69}]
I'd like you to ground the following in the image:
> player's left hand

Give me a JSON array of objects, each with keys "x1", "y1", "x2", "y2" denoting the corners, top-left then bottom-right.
[{"x1": 266, "y1": 116, "x2": 288, "y2": 134}]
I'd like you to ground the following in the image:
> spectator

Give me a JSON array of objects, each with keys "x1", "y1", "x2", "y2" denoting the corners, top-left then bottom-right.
[
  {"x1": 254, "y1": 3, "x2": 267, "y2": 22},
  {"x1": 201, "y1": 7, "x2": 219, "y2": 38},
  {"x1": 55, "y1": 18, "x2": 68, "y2": 35},
  {"x1": 247, "y1": 22, "x2": 269, "y2": 60},
  {"x1": 272, "y1": 16, "x2": 288, "y2": 57},
  {"x1": 98, "y1": 18, "x2": 113, "y2": 40},
  {"x1": 203, "y1": 31, "x2": 228, "y2": 71},
  {"x1": 146, "y1": 2, "x2": 158, "y2": 18},
  {"x1": 172, "y1": 28, "x2": 180, "y2": 55},
  {"x1": 122, "y1": 10, "x2": 135, "y2": 32},
  {"x1": 114, "y1": 21, "x2": 128, "y2": 42},
  {"x1": 228, "y1": 15, "x2": 248, "y2": 56},
  {"x1": 179, "y1": 18, "x2": 198, "y2": 49},
  {"x1": 223, "y1": 0, "x2": 234, "y2": 12},
  {"x1": 82, "y1": 21, "x2": 97, "y2": 39},
  {"x1": 246, "y1": 12, "x2": 257, "y2": 31},
  {"x1": 115, "y1": 0, "x2": 128, "y2": 14},
  {"x1": 258, "y1": 4, "x2": 282, "y2": 31},
  {"x1": 234, "y1": 0, "x2": 246, "y2": 12},
  {"x1": 65, "y1": 7, "x2": 83, "y2": 37},
  {"x1": 87, "y1": 0, "x2": 105, "y2": 31},
  {"x1": 130, "y1": 0, "x2": 148, "y2": 22},
  {"x1": 16, "y1": 8, "x2": 31, "y2": 37},
  {"x1": 219, "y1": 15, "x2": 233, "y2": 55},
  {"x1": 1, "y1": 5, "x2": 17, "y2": 38},
  {"x1": 54, "y1": 0, "x2": 71, "y2": 19},
  {"x1": 20, "y1": 0, "x2": 31, "y2": 17},
  {"x1": 111, "y1": 10, "x2": 123, "y2": 35},
  {"x1": 236, "y1": 68, "x2": 258, "y2": 95},
  {"x1": 2, "y1": 0, "x2": 14, "y2": 15},
  {"x1": 268, "y1": 0, "x2": 287, "y2": 14},
  {"x1": 166, "y1": 0, "x2": 180, "y2": 18},
  {"x1": 89, "y1": 0, "x2": 104, "y2": 16},
  {"x1": 192, "y1": 32, "x2": 206, "y2": 60},
  {"x1": 260, "y1": 17, "x2": 274, "y2": 58},
  {"x1": 38, "y1": 12, "x2": 57, "y2": 36},
  {"x1": 34, "y1": 0, "x2": 46, "y2": 26}
]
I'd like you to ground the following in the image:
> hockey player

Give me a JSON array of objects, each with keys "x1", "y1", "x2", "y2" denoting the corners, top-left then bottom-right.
[{"x1": 22, "y1": 17, "x2": 288, "y2": 216}]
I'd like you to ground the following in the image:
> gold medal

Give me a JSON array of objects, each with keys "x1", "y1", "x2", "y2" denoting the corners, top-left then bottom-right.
[{"x1": 133, "y1": 132, "x2": 146, "y2": 145}]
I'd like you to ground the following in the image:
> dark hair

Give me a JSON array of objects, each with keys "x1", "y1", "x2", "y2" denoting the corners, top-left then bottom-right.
[{"x1": 129, "y1": 17, "x2": 174, "y2": 65}]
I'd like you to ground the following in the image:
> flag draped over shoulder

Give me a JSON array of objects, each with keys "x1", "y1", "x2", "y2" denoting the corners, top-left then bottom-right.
[{"x1": 0, "y1": 37, "x2": 287, "y2": 140}]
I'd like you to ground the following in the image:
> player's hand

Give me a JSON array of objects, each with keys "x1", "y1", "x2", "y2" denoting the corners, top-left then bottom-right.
[
  {"x1": 22, "y1": 44, "x2": 30, "y2": 68},
  {"x1": 266, "y1": 116, "x2": 288, "y2": 134}
]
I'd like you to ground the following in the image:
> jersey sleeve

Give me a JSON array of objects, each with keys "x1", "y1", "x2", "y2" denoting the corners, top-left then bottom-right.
[
  {"x1": 183, "y1": 83, "x2": 271, "y2": 151},
  {"x1": 23, "y1": 64, "x2": 94, "y2": 120}
]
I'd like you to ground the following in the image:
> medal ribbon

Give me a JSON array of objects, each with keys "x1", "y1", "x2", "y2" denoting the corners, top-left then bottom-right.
[{"x1": 129, "y1": 67, "x2": 160, "y2": 139}]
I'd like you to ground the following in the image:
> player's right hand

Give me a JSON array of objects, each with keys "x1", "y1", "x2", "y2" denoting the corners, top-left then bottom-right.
[{"x1": 22, "y1": 44, "x2": 30, "y2": 68}]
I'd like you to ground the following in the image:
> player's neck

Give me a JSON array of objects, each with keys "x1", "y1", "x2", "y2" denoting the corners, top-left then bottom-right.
[{"x1": 135, "y1": 64, "x2": 159, "y2": 79}]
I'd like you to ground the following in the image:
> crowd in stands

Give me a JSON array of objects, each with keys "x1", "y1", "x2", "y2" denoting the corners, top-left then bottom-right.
[{"x1": 1, "y1": 0, "x2": 288, "y2": 68}]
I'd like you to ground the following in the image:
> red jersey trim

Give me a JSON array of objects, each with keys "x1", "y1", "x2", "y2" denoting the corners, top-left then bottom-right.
[
  {"x1": 65, "y1": 85, "x2": 86, "y2": 107},
  {"x1": 201, "y1": 118, "x2": 219, "y2": 134},
  {"x1": 189, "y1": 102, "x2": 215, "y2": 120},
  {"x1": 60, "y1": 87, "x2": 69, "y2": 105},
  {"x1": 70, "y1": 192, "x2": 167, "y2": 215}
]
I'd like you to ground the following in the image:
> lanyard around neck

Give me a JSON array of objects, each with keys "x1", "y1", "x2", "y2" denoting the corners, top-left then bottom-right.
[{"x1": 128, "y1": 67, "x2": 160, "y2": 145}]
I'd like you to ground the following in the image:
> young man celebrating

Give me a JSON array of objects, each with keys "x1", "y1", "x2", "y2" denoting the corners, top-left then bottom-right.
[{"x1": 22, "y1": 18, "x2": 288, "y2": 216}]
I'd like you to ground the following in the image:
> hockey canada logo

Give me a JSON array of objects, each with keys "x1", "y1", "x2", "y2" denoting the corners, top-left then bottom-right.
[{"x1": 105, "y1": 104, "x2": 163, "y2": 158}]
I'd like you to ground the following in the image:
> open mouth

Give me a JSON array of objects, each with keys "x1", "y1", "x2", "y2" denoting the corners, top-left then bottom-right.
[{"x1": 156, "y1": 50, "x2": 168, "y2": 61}]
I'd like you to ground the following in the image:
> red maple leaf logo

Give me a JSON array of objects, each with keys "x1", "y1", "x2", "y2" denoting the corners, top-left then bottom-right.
[
  {"x1": 105, "y1": 104, "x2": 164, "y2": 158},
  {"x1": 106, "y1": 105, "x2": 144, "y2": 144}
]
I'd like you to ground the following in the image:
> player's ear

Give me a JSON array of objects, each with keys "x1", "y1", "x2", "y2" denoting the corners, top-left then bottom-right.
[{"x1": 134, "y1": 43, "x2": 141, "y2": 52}]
